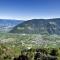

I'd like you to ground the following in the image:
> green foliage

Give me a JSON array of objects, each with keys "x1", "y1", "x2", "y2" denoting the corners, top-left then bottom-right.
[{"x1": 0, "y1": 33, "x2": 60, "y2": 60}]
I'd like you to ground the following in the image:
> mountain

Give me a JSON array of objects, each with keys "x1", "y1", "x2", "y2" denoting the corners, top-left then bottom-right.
[
  {"x1": 10, "y1": 18, "x2": 60, "y2": 35},
  {"x1": 0, "y1": 19, "x2": 24, "y2": 32}
]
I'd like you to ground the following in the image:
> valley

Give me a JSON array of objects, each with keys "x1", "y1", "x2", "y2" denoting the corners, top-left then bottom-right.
[
  {"x1": 0, "y1": 19, "x2": 60, "y2": 60},
  {"x1": 0, "y1": 33, "x2": 60, "y2": 60}
]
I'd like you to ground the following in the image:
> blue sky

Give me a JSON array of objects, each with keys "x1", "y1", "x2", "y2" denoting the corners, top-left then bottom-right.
[{"x1": 0, "y1": 0, "x2": 60, "y2": 20}]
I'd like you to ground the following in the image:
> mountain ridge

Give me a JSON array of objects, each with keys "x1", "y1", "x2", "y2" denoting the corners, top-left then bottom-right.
[{"x1": 10, "y1": 18, "x2": 60, "y2": 35}]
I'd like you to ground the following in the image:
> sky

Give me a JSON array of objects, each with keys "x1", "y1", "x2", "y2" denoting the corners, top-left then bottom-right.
[{"x1": 0, "y1": 0, "x2": 60, "y2": 20}]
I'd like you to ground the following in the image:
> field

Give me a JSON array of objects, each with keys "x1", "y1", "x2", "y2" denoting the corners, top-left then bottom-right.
[{"x1": 0, "y1": 32, "x2": 60, "y2": 60}]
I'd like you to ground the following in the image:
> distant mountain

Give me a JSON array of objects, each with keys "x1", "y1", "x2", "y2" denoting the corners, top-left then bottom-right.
[
  {"x1": 0, "y1": 19, "x2": 24, "y2": 32},
  {"x1": 10, "y1": 18, "x2": 60, "y2": 35}
]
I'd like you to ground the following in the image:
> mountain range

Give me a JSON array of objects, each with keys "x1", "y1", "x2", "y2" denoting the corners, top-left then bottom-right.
[
  {"x1": 0, "y1": 19, "x2": 24, "y2": 32},
  {"x1": 10, "y1": 18, "x2": 60, "y2": 35}
]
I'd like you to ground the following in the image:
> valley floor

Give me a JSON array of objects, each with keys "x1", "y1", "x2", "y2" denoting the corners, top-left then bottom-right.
[{"x1": 0, "y1": 33, "x2": 60, "y2": 60}]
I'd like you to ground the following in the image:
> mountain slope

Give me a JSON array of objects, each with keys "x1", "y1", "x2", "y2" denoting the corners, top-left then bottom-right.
[
  {"x1": 0, "y1": 19, "x2": 24, "y2": 32},
  {"x1": 10, "y1": 18, "x2": 60, "y2": 35}
]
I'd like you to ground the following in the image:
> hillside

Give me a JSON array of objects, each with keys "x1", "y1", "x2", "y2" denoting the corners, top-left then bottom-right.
[{"x1": 10, "y1": 18, "x2": 60, "y2": 35}]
